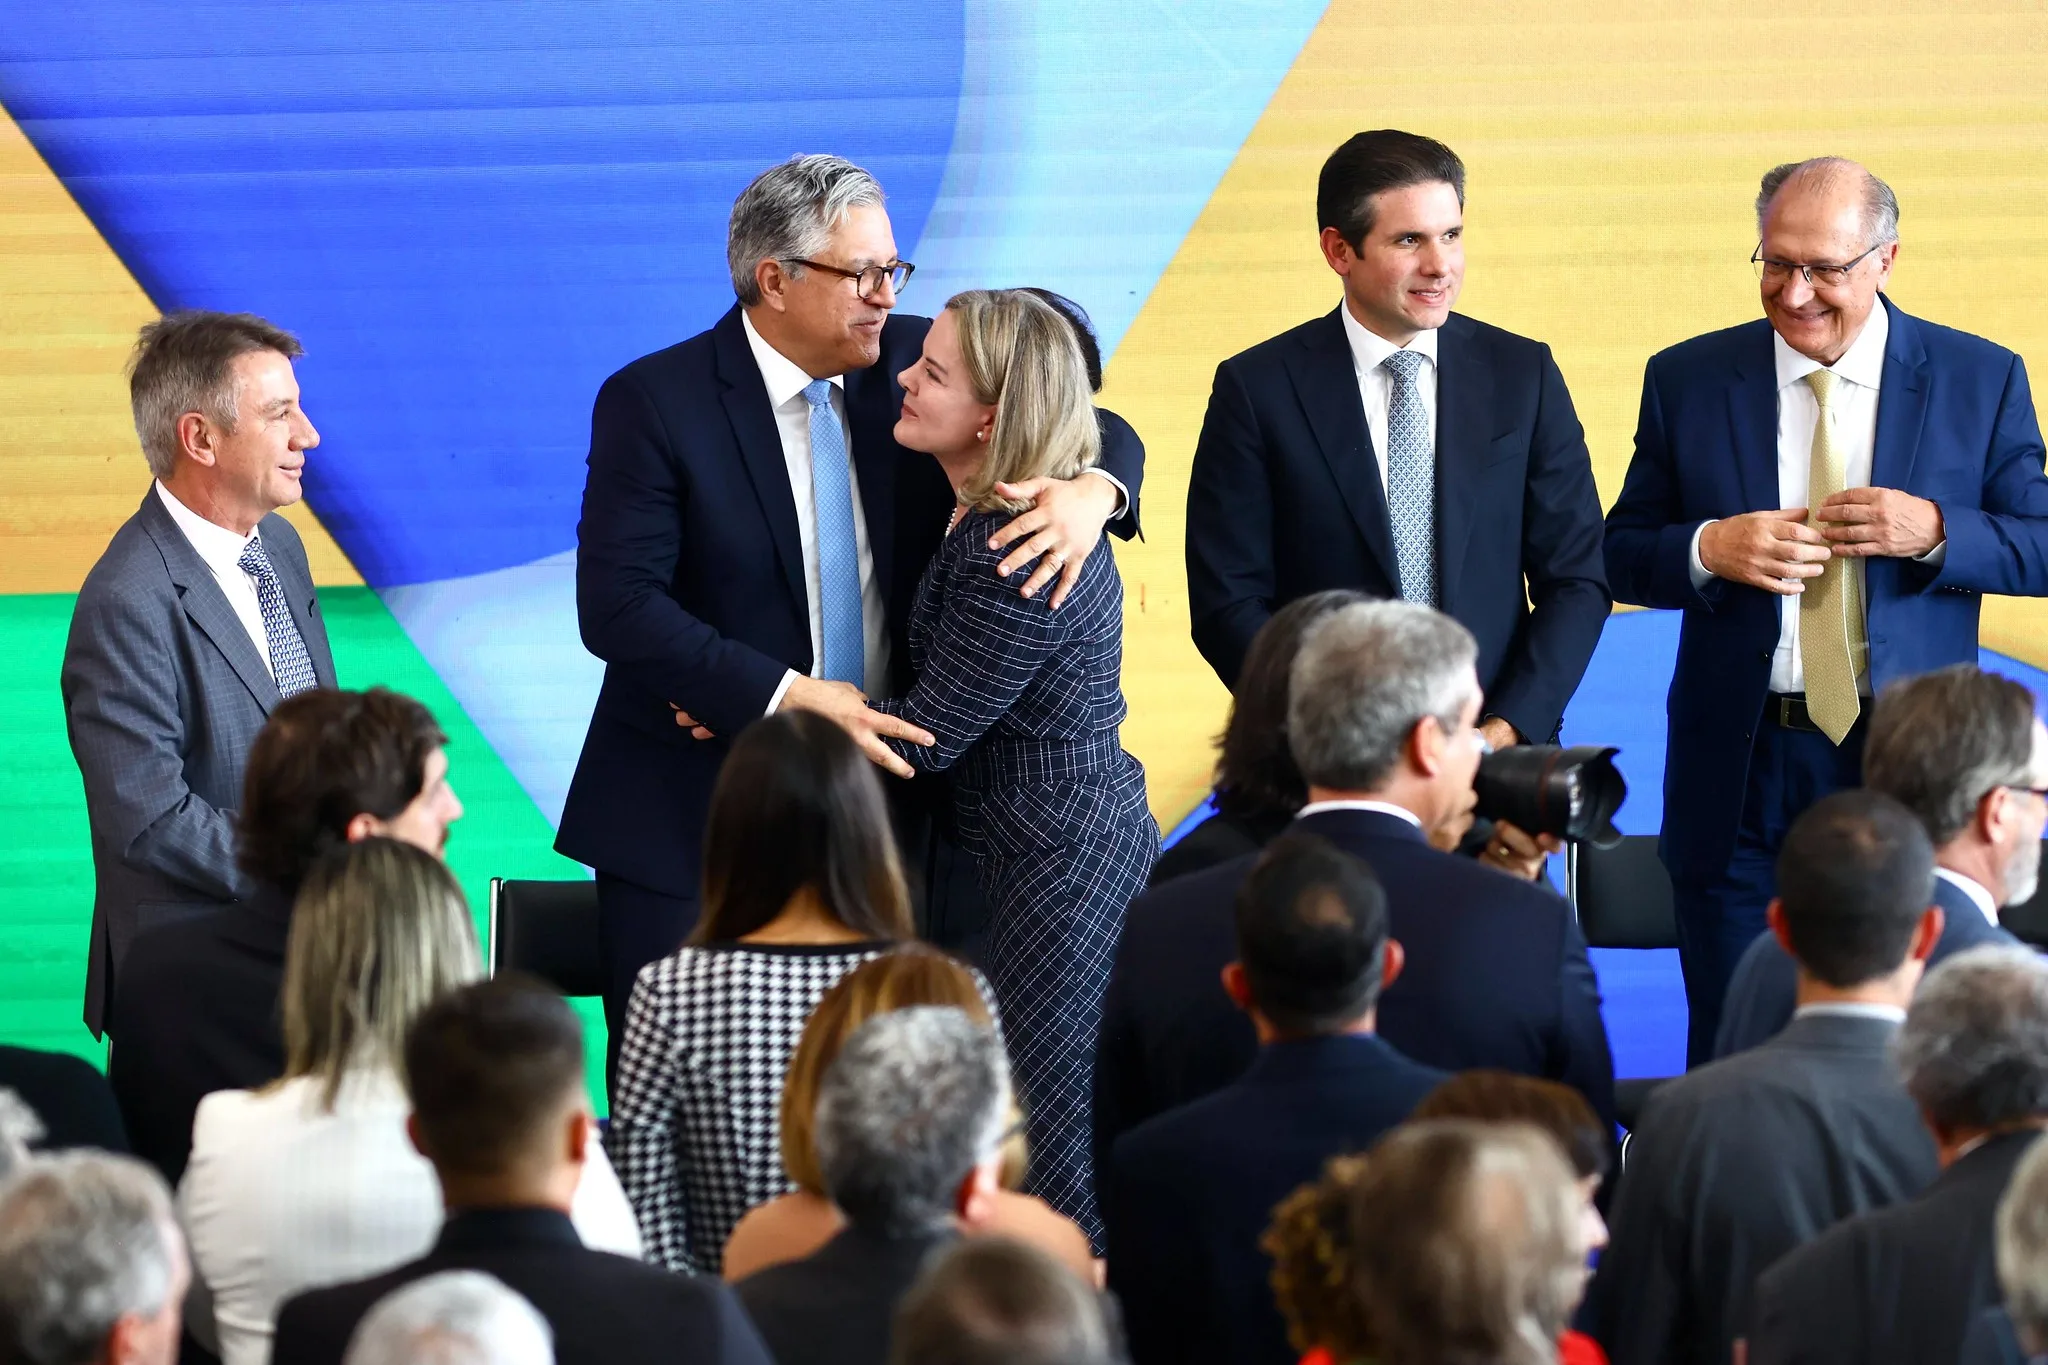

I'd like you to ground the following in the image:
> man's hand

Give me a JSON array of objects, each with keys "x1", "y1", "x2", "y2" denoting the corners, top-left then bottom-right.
[
  {"x1": 1814, "y1": 486, "x2": 1944, "y2": 559},
  {"x1": 776, "y1": 675, "x2": 935, "y2": 779},
  {"x1": 986, "y1": 474, "x2": 1120, "y2": 609},
  {"x1": 1698, "y1": 510, "x2": 1832, "y2": 595},
  {"x1": 1479, "y1": 716, "x2": 1519, "y2": 752},
  {"x1": 1482, "y1": 820, "x2": 1563, "y2": 881}
]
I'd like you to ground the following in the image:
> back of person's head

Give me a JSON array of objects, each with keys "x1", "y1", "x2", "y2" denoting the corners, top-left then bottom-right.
[
  {"x1": 1348, "y1": 1121, "x2": 1589, "y2": 1365},
  {"x1": 1264, "y1": 1153, "x2": 1376, "y2": 1363},
  {"x1": 812, "y1": 1006, "x2": 1009, "y2": 1239},
  {"x1": 128, "y1": 310, "x2": 303, "y2": 481},
  {"x1": 780, "y1": 946, "x2": 994, "y2": 1194},
  {"x1": 1318, "y1": 131, "x2": 1466, "y2": 252},
  {"x1": 402, "y1": 978, "x2": 585, "y2": 1186},
  {"x1": 341, "y1": 1271, "x2": 553, "y2": 1365},
  {"x1": 1774, "y1": 789, "x2": 1937, "y2": 987},
  {"x1": 0, "y1": 1090, "x2": 45, "y2": 1185},
  {"x1": 0, "y1": 1152, "x2": 185, "y2": 1365},
  {"x1": 238, "y1": 687, "x2": 448, "y2": 889},
  {"x1": 1896, "y1": 946, "x2": 2048, "y2": 1138},
  {"x1": 1214, "y1": 590, "x2": 1372, "y2": 823},
  {"x1": 1019, "y1": 290, "x2": 1103, "y2": 394},
  {"x1": 281, "y1": 837, "x2": 480, "y2": 1110},
  {"x1": 1865, "y1": 665, "x2": 2042, "y2": 841},
  {"x1": 1411, "y1": 1071, "x2": 1611, "y2": 1184},
  {"x1": 1233, "y1": 832, "x2": 1390, "y2": 1035},
  {"x1": 1999, "y1": 1135, "x2": 2048, "y2": 1354},
  {"x1": 1287, "y1": 601, "x2": 1479, "y2": 791},
  {"x1": 889, "y1": 1236, "x2": 1113, "y2": 1365},
  {"x1": 942, "y1": 289, "x2": 1101, "y2": 512},
  {"x1": 695, "y1": 711, "x2": 914, "y2": 945}
]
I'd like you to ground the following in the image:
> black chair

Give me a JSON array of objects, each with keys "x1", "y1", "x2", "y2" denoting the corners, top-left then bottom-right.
[
  {"x1": 1567, "y1": 834, "x2": 1678, "y2": 1132},
  {"x1": 487, "y1": 877, "x2": 605, "y2": 997},
  {"x1": 1997, "y1": 840, "x2": 2048, "y2": 950}
]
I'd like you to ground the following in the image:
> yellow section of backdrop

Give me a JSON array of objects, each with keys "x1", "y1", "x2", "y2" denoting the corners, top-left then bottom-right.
[
  {"x1": 1106, "y1": 0, "x2": 2048, "y2": 826},
  {"x1": 0, "y1": 103, "x2": 360, "y2": 592}
]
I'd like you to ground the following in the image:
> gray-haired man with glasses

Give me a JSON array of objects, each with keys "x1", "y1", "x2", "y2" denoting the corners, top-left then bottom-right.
[{"x1": 1606, "y1": 156, "x2": 2048, "y2": 1067}]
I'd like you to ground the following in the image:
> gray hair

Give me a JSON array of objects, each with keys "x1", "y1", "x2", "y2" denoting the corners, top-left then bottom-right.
[
  {"x1": 1896, "y1": 947, "x2": 2048, "y2": 1132},
  {"x1": 128, "y1": 310, "x2": 304, "y2": 479},
  {"x1": 1865, "y1": 665, "x2": 2042, "y2": 849},
  {"x1": 0, "y1": 1153, "x2": 182, "y2": 1365},
  {"x1": 1998, "y1": 1136, "x2": 2048, "y2": 1353},
  {"x1": 343, "y1": 1271, "x2": 553, "y2": 1365},
  {"x1": 889, "y1": 1236, "x2": 1115, "y2": 1365},
  {"x1": 0, "y1": 1089, "x2": 46, "y2": 1184},
  {"x1": 1287, "y1": 601, "x2": 1480, "y2": 791},
  {"x1": 814, "y1": 1006, "x2": 1010, "y2": 1238},
  {"x1": 1755, "y1": 156, "x2": 1901, "y2": 248},
  {"x1": 727, "y1": 154, "x2": 886, "y2": 305}
]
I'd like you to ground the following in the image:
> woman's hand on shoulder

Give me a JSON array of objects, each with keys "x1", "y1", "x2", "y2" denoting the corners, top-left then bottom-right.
[{"x1": 986, "y1": 475, "x2": 1120, "y2": 609}]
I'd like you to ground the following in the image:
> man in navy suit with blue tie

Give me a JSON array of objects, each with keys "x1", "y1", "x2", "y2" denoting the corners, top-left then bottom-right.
[
  {"x1": 1606, "y1": 157, "x2": 2048, "y2": 1063},
  {"x1": 557, "y1": 155, "x2": 1144, "y2": 1068}
]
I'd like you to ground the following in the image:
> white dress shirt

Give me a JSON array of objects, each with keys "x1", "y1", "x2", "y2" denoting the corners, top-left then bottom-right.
[
  {"x1": 154, "y1": 480, "x2": 276, "y2": 678},
  {"x1": 1791, "y1": 1001, "x2": 1907, "y2": 1024},
  {"x1": 178, "y1": 1069, "x2": 643, "y2": 1365},
  {"x1": 1296, "y1": 798, "x2": 1425, "y2": 829},
  {"x1": 1339, "y1": 303, "x2": 1439, "y2": 495},
  {"x1": 1935, "y1": 866, "x2": 2000, "y2": 927}
]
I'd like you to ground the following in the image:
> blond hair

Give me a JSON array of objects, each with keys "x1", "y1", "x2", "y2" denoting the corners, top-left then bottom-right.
[
  {"x1": 278, "y1": 837, "x2": 480, "y2": 1110},
  {"x1": 943, "y1": 289, "x2": 1100, "y2": 513}
]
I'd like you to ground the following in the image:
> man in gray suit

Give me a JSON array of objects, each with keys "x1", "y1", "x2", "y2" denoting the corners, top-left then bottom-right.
[
  {"x1": 1585, "y1": 789, "x2": 1944, "y2": 1365},
  {"x1": 62, "y1": 311, "x2": 335, "y2": 1036}
]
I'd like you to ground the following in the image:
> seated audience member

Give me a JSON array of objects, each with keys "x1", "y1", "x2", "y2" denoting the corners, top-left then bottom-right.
[
  {"x1": 0, "y1": 1045, "x2": 127, "y2": 1155},
  {"x1": 1718, "y1": 665, "x2": 2043, "y2": 1057},
  {"x1": 273, "y1": 979, "x2": 769, "y2": 1365},
  {"x1": 889, "y1": 1236, "x2": 1116, "y2": 1365},
  {"x1": 1148, "y1": 591, "x2": 1367, "y2": 886},
  {"x1": 1750, "y1": 946, "x2": 2048, "y2": 1365},
  {"x1": 1962, "y1": 1138, "x2": 2048, "y2": 1365},
  {"x1": 1587, "y1": 790, "x2": 1945, "y2": 1365},
  {"x1": 721, "y1": 948, "x2": 1088, "y2": 1285},
  {"x1": 1105, "y1": 832, "x2": 1443, "y2": 1365},
  {"x1": 735, "y1": 1007, "x2": 1010, "y2": 1365},
  {"x1": 340, "y1": 1271, "x2": 554, "y2": 1365},
  {"x1": 0, "y1": 1151, "x2": 190, "y2": 1365},
  {"x1": 1096, "y1": 600, "x2": 1614, "y2": 1175},
  {"x1": 1349, "y1": 1121, "x2": 1596, "y2": 1365},
  {"x1": 107, "y1": 685, "x2": 461, "y2": 1184},
  {"x1": 611, "y1": 712, "x2": 916, "y2": 1274},
  {"x1": 179, "y1": 839, "x2": 638, "y2": 1365},
  {"x1": 1264, "y1": 1153, "x2": 1375, "y2": 1365}
]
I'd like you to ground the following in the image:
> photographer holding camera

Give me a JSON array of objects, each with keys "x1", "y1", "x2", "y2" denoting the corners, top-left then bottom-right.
[{"x1": 1094, "y1": 601, "x2": 1616, "y2": 1184}]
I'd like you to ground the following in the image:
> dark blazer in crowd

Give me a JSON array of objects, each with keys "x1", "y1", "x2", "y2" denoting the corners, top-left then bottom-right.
[
  {"x1": 1960, "y1": 1308, "x2": 2028, "y2": 1365},
  {"x1": 104, "y1": 880, "x2": 293, "y2": 1185},
  {"x1": 734, "y1": 1226, "x2": 954, "y2": 1365},
  {"x1": 1748, "y1": 1128, "x2": 2043, "y2": 1365},
  {"x1": 1094, "y1": 806, "x2": 1614, "y2": 1184},
  {"x1": 0, "y1": 1045, "x2": 127, "y2": 1154},
  {"x1": 1587, "y1": 1011, "x2": 1940, "y2": 1365},
  {"x1": 1105, "y1": 1034, "x2": 1446, "y2": 1365},
  {"x1": 1184, "y1": 308, "x2": 1610, "y2": 742},
  {"x1": 62, "y1": 489, "x2": 336, "y2": 1035},
  {"x1": 1146, "y1": 808, "x2": 1290, "y2": 888},
  {"x1": 273, "y1": 1207, "x2": 772, "y2": 1365},
  {"x1": 1715, "y1": 874, "x2": 2016, "y2": 1059}
]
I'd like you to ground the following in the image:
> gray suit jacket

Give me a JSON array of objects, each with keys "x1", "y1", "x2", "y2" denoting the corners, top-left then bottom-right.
[{"x1": 61, "y1": 489, "x2": 336, "y2": 1034}]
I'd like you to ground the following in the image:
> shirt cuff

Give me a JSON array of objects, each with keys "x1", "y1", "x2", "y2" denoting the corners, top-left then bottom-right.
[
  {"x1": 1688, "y1": 521, "x2": 1716, "y2": 590},
  {"x1": 766, "y1": 669, "x2": 800, "y2": 717},
  {"x1": 1914, "y1": 538, "x2": 1948, "y2": 567},
  {"x1": 1080, "y1": 467, "x2": 1129, "y2": 519}
]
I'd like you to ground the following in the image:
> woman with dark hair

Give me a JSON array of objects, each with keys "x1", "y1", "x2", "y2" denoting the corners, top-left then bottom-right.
[{"x1": 609, "y1": 709, "x2": 922, "y2": 1274}]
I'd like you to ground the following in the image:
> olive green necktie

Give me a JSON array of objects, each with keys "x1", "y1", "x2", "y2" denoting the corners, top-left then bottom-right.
[{"x1": 1800, "y1": 369, "x2": 1865, "y2": 744}]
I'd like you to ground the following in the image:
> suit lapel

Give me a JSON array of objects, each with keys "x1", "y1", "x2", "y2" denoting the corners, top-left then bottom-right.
[
  {"x1": 1872, "y1": 298, "x2": 1929, "y2": 491},
  {"x1": 1725, "y1": 324, "x2": 1782, "y2": 513},
  {"x1": 262, "y1": 516, "x2": 338, "y2": 687},
  {"x1": 842, "y1": 357, "x2": 899, "y2": 601},
  {"x1": 1289, "y1": 309, "x2": 1400, "y2": 586},
  {"x1": 1432, "y1": 315, "x2": 1493, "y2": 615},
  {"x1": 138, "y1": 491, "x2": 281, "y2": 713},
  {"x1": 712, "y1": 308, "x2": 808, "y2": 617}
]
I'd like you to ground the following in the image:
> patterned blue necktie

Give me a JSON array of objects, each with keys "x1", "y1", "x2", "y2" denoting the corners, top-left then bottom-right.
[
  {"x1": 237, "y1": 535, "x2": 319, "y2": 698},
  {"x1": 801, "y1": 379, "x2": 866, "y2": 686},
  {"x1": 1381, "y1": 348, "x2": 1438, "y2": 607}
]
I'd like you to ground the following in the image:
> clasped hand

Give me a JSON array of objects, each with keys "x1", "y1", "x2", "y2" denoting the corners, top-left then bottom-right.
[
  {"x1": 1699, "y1": 490, "x2": 1942, "y2": 596},
  {"x1": 671, "y1": 676, "x2": 935, "y2": 779},
  {"x1": 985, "y1": 474, "x2": 1121, "y2": 610}
]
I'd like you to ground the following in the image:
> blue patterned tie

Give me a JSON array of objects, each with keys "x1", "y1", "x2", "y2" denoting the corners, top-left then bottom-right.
[
  {"x1": 1381, "y1": 348, "x2": 1438, "y2": 607},
  {"x1": 801, "y1": 379, "x2": 865, "y2": 686},
  {"x1": 237, "y1": 535, "x2": 319, "y2": 698}
]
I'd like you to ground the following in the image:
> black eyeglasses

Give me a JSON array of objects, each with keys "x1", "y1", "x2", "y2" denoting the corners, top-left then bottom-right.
[
  {"x1": 1751, "y1": 241, "x2": 1885, "y2": 289},
  {"x1": 784, "y1": 258, "x2": 914, "y2": 301}
]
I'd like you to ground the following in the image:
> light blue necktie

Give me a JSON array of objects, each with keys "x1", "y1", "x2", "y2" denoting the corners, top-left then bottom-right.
[
  {"x1": 237, "y1": 535, "x2": 319, "y2": 698},
  {"x1": 801, "y1": 379, "x2": 865, "y2": 686},
  {"x1": 1381, "y1": 348, "x2": 1438, "y2": 607}
]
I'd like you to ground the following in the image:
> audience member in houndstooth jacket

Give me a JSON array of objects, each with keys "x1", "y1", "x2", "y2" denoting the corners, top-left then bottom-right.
[
  {"x1": 874, "y1": 290, "x2": 1159, "y2": 1244},
  {"x1": 609, "y1": 711, "x2": 922, "y2": 1273}
]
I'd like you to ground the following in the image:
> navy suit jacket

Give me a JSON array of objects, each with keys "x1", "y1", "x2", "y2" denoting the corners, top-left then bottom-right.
[
  {"x1": 1093, "y1": 807, "x2": 1614, "y2": 1187},
  {"x1": 1185, "y1": 308, "x2": 1610, "y2": 741},
  {"x1": 1604, "y1": 298, "x2": 2048, "y2": 878},
  {"x1": 556, "y1": 306, "x2": 1143, "y2": 895},
  {"x1": 1105, "y1": 1034, "x2": 1445, "y2": 1365},
  {"x1": 1715, "y1": 875, "x2": 2019, "y2": 1059}
]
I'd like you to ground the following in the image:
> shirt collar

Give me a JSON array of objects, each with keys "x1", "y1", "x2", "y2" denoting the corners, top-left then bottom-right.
[
  {"x1": 1340, "y1": 302, "x2": 1438, "y2": 380},
  {"x1": 1793, "y1": 1001, "x2": 1907, "y2": 1025},
  {"x1": 154, "y1": 480, "x2": 258, "y2": 579},
  {"x1": 1935, "y1": 866, "x2": 2000, "y2": 925},
  {"x1": 1295, "y1": 798, "x2": 1423, "y2": 829},
  {"x1": 1773, "y1": 294, "x2": 1890, "y2": 394},
  {"x1": 742, "y1": 309, "x2": 844, "y2": 409}
]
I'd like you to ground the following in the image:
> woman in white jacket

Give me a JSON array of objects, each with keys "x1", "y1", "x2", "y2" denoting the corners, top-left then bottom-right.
[{"x1": 178, "y1": 837, "x2": 638, "y2": 1365}]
